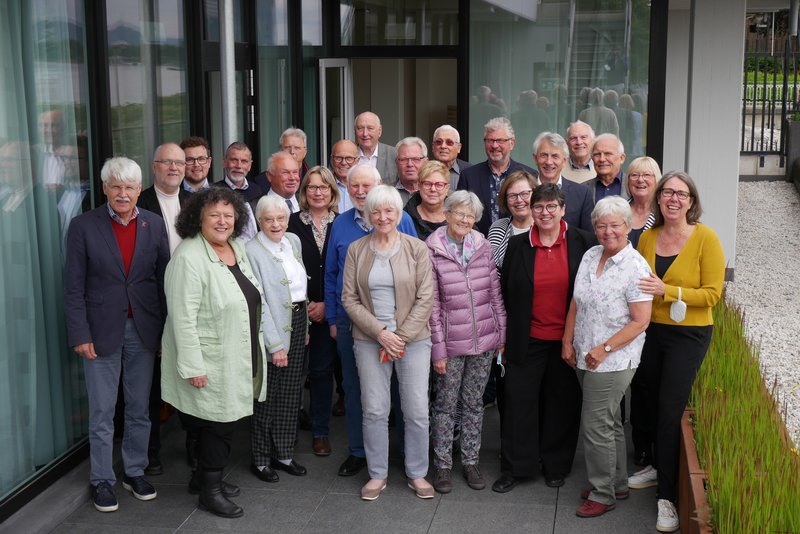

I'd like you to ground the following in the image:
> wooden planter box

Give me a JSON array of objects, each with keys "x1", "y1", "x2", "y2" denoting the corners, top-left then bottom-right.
[{"x1": 678, "y1": 408, "x2": 713, "y2": 534}]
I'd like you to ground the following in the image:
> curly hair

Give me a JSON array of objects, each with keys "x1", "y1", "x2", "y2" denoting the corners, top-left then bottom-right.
[{"x1": 175, "y1": 187, "x2": 249, "y2": 239}]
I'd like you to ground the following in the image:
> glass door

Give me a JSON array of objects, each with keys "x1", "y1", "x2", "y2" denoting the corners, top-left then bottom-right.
[{"x1": 318, "y1": 58, "x2": 354, "y2": 166}]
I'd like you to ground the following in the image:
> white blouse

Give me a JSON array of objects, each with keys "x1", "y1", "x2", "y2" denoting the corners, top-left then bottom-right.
[{"x1": 257, "y1": 233, "x2": 308, "y2": 302}]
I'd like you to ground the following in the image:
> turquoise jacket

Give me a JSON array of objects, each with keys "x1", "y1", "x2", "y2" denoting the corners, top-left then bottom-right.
[{"x1": 161, "y1": 234, "x2": 267, "y2": 423}]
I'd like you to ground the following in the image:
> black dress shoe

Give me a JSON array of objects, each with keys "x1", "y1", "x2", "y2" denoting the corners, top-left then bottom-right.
[
  {"x1": 270, "y1": 459, "x2": 307, "y2": 476},
  {"x1": 633, "y1": 450, "x2": 652, "y2": 467},
  {"x1": 338, "y1": 455, "x2": 367, "y2": 477},
  {"x1": 491, "y1": 474, "x2": 519, "y2": 493},
  {"x1": 250, "y1": 463, "x2": 279, "y2": 483},
  {"x1": 545, "y1": 475, "x2": 565, "y2": 488},
  {"x1": 144, "y1": 456, "x2": 163, "y2": 476}
]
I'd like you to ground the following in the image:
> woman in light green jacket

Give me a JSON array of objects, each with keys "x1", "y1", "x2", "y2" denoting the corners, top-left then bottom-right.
[{"x1": 161, "y1": 188, "x2": 267, "y2": 519}]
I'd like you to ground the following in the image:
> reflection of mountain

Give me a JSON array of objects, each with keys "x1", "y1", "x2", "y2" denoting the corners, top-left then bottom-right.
[{"x1": 107, "y1": 22, "x2": 141, "y2": 46}]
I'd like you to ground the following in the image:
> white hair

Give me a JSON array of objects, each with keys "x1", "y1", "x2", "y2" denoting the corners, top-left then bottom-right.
[
  {"x1": 347, "y1": 163, "x2": 382, "y2": 184},
  {"x1": 255, "y1": 194, "x2": 291, "y2": 221},
  {"x1": 395, "y1": 136, "x2": 428, "y2": 158},
  {"x1": 432, "y1": 125, "x2": 461, "y2": 143},
  {"x1": 591, "y1": 196, "x2": 632, "y2": 228},
  {"x1": 364, "y1": 184, "x2": 403, "y2": 215},
  {"x1": 101, "y1": 157, "x2": 142, "y2": 184}
]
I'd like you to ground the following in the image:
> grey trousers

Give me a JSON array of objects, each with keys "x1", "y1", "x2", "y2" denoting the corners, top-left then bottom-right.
[
  {"x1": 354, "y1": 337, "x2": 431, "y2": 480},
  {"x1": 577, "y1": 366, "x2": 636, "y2": 505}
]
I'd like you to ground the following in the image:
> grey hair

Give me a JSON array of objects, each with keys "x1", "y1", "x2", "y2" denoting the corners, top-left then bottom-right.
[
  {"x1": 101, "y1": 157, "x2": 142, "y2": 184},
  {"x1": 593, "y1": 133, "x2": 625, "y2": 156},
  {"x1": 364, "y1": 184, "x2": 403, "y2": 216},
  {"x1": 484, "y1": 116, "x2": 515, "y2": 139},
  {"x1": 589, "y1": 87, "x2": 605, "y2": 106},
  {"x1": 591, "y1": 196, "x2": 632, "y2": 228},
  {"x1": 566, "y1": 120, "x2": 595, "y2": 140},
  {"x1": 153, "y1": 142, "x2": 183, "y2": 161},
  {"x1": 532, "y1": 132, "x2": 569, "y2": 158},
  {"x1": 432, "y1": 124, "x2": 461, "y2": 143},
  {"x1": 255, "y1": 193, "x2": 291, "y2": 221},
  {"x1": 395, "y1": 136, "x2": 428, "y2": 158},
  {"x1": 444, "y1": 190, "x2": 484, "y2": 222},
  {"x1": 280, "y1": 127, "x2": 307, "y2": 146},
  {"x1": 267, "y1": 151, "x2": 295, "y2": 174},
  {"x1": 225, "y1": 141, "x2": 251, "y2": 158},
  {"x1": 347, "y1": 163, "x2": 382, "y2": 184}
]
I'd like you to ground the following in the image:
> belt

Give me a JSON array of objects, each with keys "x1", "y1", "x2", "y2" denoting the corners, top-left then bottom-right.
[{"x1": 291, "y1": 301, "x2": 306, "y2": 312}]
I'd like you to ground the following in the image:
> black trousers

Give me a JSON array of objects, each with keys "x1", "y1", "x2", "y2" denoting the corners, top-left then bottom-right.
[
  {"x1": 178, "y1": 411, "x2": 237, "y2": 472},
  {"x1": 500, "y1": 338, "x2": 582, "y2": 478},
  {"x1": 630, "y1": 323, "x2": 712, "y2": 502}
]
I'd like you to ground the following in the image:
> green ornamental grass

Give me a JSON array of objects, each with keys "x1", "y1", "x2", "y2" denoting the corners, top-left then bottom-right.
[{"x1": 690, "y1": 297, "x2": 800, "y2": 532}]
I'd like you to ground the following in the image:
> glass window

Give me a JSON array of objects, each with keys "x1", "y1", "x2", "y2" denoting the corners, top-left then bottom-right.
[
  {"x1": 257, "y1": 0, "x2": 291, "y2": 165},
  {"x1": 341, "y1": 0, "x2": 458, "y2": 46},
  {"x1": 468, "y1": 0, "x2": 650, "y2": 166},
  {"x1": 302, "y1": 0, "x2": 322, "y2": 46},
  {"x1": 203, "y1": 0, "x2": 245, "y2": 42},
  {"x1": 107, "y1": 0, "x2": 189, "y2": 183},
  {"x1": 0, "y1": 0, "x2": 91, "y2": 500}
]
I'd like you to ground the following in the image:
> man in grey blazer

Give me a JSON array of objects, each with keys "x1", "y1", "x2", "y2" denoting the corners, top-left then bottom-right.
[
  {"x1": 355, "y1": 111, "x2": 397, "y2": 185},
  {"x1": 64, "y1": 157, "x2": 170, "y2": 513}
]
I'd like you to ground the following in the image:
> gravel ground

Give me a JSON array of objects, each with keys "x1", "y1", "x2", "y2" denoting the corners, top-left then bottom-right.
[{"x1": 726, "y1": 181, "x2": 800, "y2": 446}]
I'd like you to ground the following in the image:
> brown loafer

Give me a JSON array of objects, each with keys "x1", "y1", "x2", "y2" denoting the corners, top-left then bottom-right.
[
  {"x1": 361, "y1": 479, "x2": 387, "y2": 501},
  {"x1": 313, "y1": 436, "x2": 331, "y2": 456},
  {"x1": 407, "y1": 477, "x2": 434, "y2": 499}
]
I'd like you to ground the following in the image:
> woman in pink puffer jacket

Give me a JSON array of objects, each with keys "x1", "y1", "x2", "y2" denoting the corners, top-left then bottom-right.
[{"x1": 425, "y1": 190, "x2": 506, "y2": 495}]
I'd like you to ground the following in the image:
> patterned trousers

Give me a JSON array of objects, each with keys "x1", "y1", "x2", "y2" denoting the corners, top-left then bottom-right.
[
  {"x1": 431, "y1": 352, "x2": 493, "y2": 470},
  {"x1": 251, "y1": 305, "x2": 307, "y2": 464}
]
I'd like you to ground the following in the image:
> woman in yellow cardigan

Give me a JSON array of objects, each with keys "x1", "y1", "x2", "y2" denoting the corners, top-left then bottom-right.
[{"x1": 629, "y1": 171, "x2": 725, "y2": 533}]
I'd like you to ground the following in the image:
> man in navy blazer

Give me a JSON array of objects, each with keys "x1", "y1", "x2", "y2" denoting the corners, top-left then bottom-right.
[
  {"x1": 532, "y1": 132, "x2": 594, "y2": 232},
  {"x1": 64, "y1": 156, "x2": 169, "y2": 513},
  {"x1": 457, "y1": 117, "x2": 536, "y2": 235}
]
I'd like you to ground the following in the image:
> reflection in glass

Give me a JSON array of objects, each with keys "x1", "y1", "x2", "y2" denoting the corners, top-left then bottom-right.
[
  {"x1": 203, "y1": 0, "x2": 245, "y2": 42},
  {"x1": 341, "y1": 0, "x2": 458, "y2": 46},
  {"x1": 0, "y1": 0, "x2": 91, "y2": 500},
  {"x1": 468, "y1": 1, "x2": 650, "y2": 166},
  {"x1": 257, "y1": 0, "x2": 291, "y2": 168},
  {"x1": 302, "y1": 0, "x2": 322, "y2": 46},
  {"x1": 107, "y1": 0, "x2": 189, "y2": 181}
]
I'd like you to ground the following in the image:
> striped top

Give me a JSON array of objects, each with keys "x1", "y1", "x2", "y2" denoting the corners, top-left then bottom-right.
[{"x1": 487, "y1": 217, "x2": 531, "y2": 270}]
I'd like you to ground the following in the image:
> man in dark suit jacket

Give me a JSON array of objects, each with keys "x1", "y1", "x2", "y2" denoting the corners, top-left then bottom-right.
[
  {"x1": 457, "y1": 117, "x2": 536, "y2": 235},
  {"x1": 532, "y1": 132, "x2": 595, "y2": 232},
  {"x1": 355, "y1": 111, "x2": 397, "y2": 185},
  {"x1": 213, "y1": 141, "x2": 265, "y2": 241},
  {"x1": 64, "y1": 156, "x2": 169, "y2": 513},
  {"x1": 431, "y1": 124, "x2": 472, "y2": 190},
  {"x1": 584, "y1": 133, "x2": 631, "y2": 203}
]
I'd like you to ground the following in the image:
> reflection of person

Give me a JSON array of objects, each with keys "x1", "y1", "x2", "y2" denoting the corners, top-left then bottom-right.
[
  {"x1": 341, "y1": 185, "x2": 434, "y2": 501},
  {"x1": 493, "y1": 184, "x2": 595, "y2": 494},
  {"x1": 247, "y1": 196, "x2": 309, "y2": 483},
  {"x1": 427, "y1": 191, "x2": 506, "y2": 495},
  {"x1": 288, "y1": 167, "x2": 340, "y2": 456},
  {"x1": 625, "y1": 157, "x2": 661, "y2": 249},
  {"x1": 403, "y1": 160, "x2": 450, "y2": 240},
  {"x1": 487, "y1": 170, "x2": 537, "y2": 269},
  {"x1": 578, "y1": 88, "x2": 619, "y2": 137},
  {"x1": 562, "y1": 197, "x2": 652, "y2": 518},
  {"x1": 160, "y1": 187, "x2": 267, "y2": 519},
  {"x1": 38, "y1": 109, "x2": 67, "y2": 188},
  {"x1": 630, "y1": 171, "x2": 724, "y2": 533},
  {"x1": 64, "y1": 157, "x2": 169, "y2": 513}
]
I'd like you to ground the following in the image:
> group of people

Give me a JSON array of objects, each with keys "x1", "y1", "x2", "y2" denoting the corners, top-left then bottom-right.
[{"x1": 64, "y1": 110, "x2": 724, "y2": 534}]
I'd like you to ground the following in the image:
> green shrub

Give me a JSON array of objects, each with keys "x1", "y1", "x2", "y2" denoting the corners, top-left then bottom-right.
[{"x1": 690, "y1": 297, "x2": 800, "y2": 532}]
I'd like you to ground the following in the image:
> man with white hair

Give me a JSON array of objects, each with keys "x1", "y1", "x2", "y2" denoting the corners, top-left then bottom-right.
[
  {"x1": 324, "y1": 164, "x2": 416, "y2": 477},
  {"x1": 265, "y1": 151, "x2": 301, "y2": 213},
  {"x1": 431, "y1": 125, "x2": 471, "y2": 190},
  {"x1": 583, "y1": 133, "x2": 630, "y2": 203},
  {"x1": 64, "y1": 157, "x2": 169, "y2": 513},
  {"x1": 354, "y1": 112, "x2": 397, "y2": 185},
  {"x1": 394, "y1": 137, "x2": 428, "y2": 205},
  {"x1": 562, "y1": 121, "x2": 596, "y2": 184}
]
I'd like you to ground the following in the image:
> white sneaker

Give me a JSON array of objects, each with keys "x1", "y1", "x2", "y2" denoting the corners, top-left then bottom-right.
[
  {"x1": 656, "y1": 499, "x2": 679, "y2": 532},
  {"x1": 628, "y1": 465, "x2": 658, "y2": 489}
]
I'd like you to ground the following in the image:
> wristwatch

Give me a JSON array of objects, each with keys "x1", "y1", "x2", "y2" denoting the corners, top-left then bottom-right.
[{"x1": 603, "y1": 344, "x2": 612, "y2": 353}]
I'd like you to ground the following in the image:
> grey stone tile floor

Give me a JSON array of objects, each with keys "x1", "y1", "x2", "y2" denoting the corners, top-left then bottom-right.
[{"x1": 12, "y1": 397, "x2": 666, "y2": 533}]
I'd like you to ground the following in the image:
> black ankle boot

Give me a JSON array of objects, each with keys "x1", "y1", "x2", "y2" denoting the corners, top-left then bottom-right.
[
  {"x1": 189, "y1": 469, "x2": 241, "y2": 497},
  {"x1": 199, "y1": 469, "x2": 243, "y2": 518}
]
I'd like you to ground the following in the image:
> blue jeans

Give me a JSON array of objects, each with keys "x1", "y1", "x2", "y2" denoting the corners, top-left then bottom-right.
[
  {"x1": 308, "y1": 321, "x2": 337, "y2": 437},
  {"x1": 84, "y1": 318, "x2": 155, "y2": 485}
]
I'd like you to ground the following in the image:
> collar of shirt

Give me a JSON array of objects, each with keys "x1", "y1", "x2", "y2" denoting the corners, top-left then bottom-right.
[
  {"x1": 569, "y1": 157, "x2": 593, "y2": 170},
  {"x1": 257, "y1": 231, "x2": 288, "y2": 255},
  {"x1": 489, "y1": 160, "x2": 511, "y2": 179},
  {"x1": 604, "y1": 241, "x2": 636, "y2": 267},
  {"x1": 537, "y1": 176, "x2": 563, "y2": 188},
  {"x1": 353, "y1": 208, "x2": 373, "y2": 232},
  {"x1": 529, "y1": 219, "x2": 568, "y2": 248},
  {"x1": 224, "y1": 174, "x2": 249, "y2": 190},
  {"x1": 183, "y1": 178, "x2": 209, "y2": 192},
  {"x1": 358, "y1": 144, "x2": 379, "y2": 165},
  {"x1": 267, "y1": 188, "x2": 296, "y2": 209},
  {"x1": 106, "y1": 203, "x2": 139, "y2": 226},
  {"x1": 451, "y1": 160, "x2": 461, "y2": 174}
]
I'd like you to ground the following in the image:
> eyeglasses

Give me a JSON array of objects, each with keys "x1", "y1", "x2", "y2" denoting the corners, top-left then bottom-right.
[
  {"x1": 154, "y1": 159, "x2": 186, "y2": 167},
  {"x1": 307, "y1": 185, "x2": 331, "y2": 193},
  {"x1": 484, "y1": 137, "x2": 512, "y2": 145},
  {"x1": 660, "y1": 188, "x2": 691, "y2": 200},
  {"x1": 397, "y1": 156, "x2": 426, "y2": 164},
  {"x1": 532, "y1": 203, "x2": 561, "y2": 214},
  {"x1": 628, "y1": 172, "x2": 655, "y2": 180},
  {"x1": 595, "y1": 223, "x2": 626, "y2": 231},
  {"x1": 506, "y1": 189, "x2": 533, "y2": 202},
  {"x1": 420, "y1": 181, "x2": 448, "y2": 191},
  {"x1": 332, "y1": 155, "x2": 357, "y2": 164},
  {"x1": 433, "y1": 138, "x2": 458, "y2": 147},
  {"x1": 450, "y1": 210, "x2": 476, "y2": 221},
  {"x1": 185, "y1": 156, "x2": 210, "y2": 165}
]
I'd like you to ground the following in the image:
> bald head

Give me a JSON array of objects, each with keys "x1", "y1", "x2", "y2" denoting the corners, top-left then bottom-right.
[
  {"x1": 330, "y1": 139, "x2": 359, "y2": 182},
  {"x1": 151, "y1": 142, "x2": 185, "y2": 194},
  {"x1": 354, "y1": 112, "x2": 383, "y2": 157}
]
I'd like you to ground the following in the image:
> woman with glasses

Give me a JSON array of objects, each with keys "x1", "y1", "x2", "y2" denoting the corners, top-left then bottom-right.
[
  {"x1": 247, "y1": 196, "x2": 309, "y2": 484},
  {"x1": 492, "y1": 183, "x2": 595, "y2": 494},
  {"x1": 287, "y1": 167, "x2": 340, "y2": 457},
  {"x1": 403, "y1": 160, "x2": 450, "y2": 240},
  {"x1": 625, "y1": 156, "x2": 661, "y2": 249},
  {"x1": 426, "y1": 191, "x2": 506, "y2": 494},
  {"x1": 629, "y1": 171, "x2": 724, "y2": 533},
  {"x1": 487, "y1": 170, "x2": 538, "y2": 269}
]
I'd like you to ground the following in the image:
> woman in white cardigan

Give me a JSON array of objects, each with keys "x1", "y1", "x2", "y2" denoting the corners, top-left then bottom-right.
[{"x1": 246, "y1": 195, "x2": 309, "y2": 483}]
